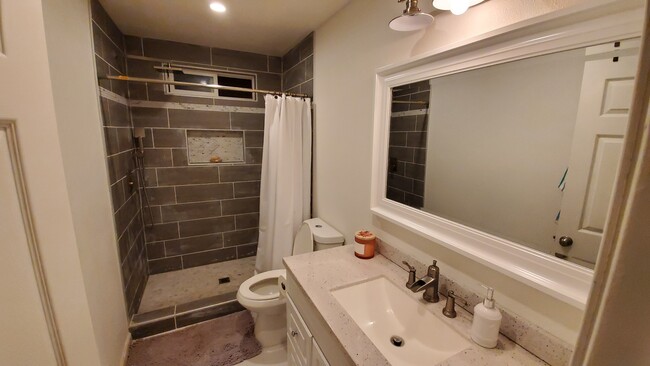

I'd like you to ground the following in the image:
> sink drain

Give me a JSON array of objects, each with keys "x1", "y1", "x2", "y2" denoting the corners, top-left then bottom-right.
[{"x1": 390, "y1": 335, "x2": 405, "y2": 347}]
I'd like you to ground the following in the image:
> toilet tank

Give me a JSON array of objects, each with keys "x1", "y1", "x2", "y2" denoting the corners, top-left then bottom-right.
[{"x1": 293, "y1": 218, "x2": 344, "y2": 255}]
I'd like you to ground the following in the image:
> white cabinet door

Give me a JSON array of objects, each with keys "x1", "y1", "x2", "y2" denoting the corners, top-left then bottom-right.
[
  {"x1": 310, "y1": 338, "x2": 331, "y2": 366},
  {"x1": 555, "y1": 41, "x2": 639, "y2": 266},
  {"x1": 287, "y1": 296, "x2": 313, "y2": 366}
]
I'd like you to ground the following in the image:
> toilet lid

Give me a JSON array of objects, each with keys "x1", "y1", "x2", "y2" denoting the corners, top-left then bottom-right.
[{"x1": 239, "y1": 269, "x2": 287, "y2": 301}]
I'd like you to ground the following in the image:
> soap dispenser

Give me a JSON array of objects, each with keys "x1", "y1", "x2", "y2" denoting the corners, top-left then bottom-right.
[{"x1": 470, "y1": 286, "x2": 502, "y2": 348}]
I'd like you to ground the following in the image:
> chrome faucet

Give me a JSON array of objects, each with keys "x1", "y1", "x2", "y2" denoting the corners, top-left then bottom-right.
[
  {"x1": 407, "y1": 260, "x2": 440, "y2": 303},
  {"x1": 402, "y1": 261, "x2": 416, "y2": 288}
]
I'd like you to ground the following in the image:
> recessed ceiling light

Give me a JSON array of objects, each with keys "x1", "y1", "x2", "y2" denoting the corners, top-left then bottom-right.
[{"x1": 209, "y1": 2, "x2": 226, "y2": 13}]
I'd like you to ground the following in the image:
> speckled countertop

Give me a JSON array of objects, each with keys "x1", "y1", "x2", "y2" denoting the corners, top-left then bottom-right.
[{"x1": 283, "y1": 245, "x2": 547, "y2": 366}]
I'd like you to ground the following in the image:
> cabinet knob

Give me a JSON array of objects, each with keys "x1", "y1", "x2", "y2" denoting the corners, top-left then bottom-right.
[{"x1": 291, "y1": 330, "x2": 298, "y2": 337}]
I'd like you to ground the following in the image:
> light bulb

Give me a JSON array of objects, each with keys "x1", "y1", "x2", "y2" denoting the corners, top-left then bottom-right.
[
  {"x1": 449, "y1": 0, "x2": 469, "y2": 15},
  {"x1": 209, "y1": 2, "x2": 226, "y2": 13}
]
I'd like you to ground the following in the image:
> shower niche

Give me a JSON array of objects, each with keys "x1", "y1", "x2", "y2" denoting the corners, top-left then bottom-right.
[{"x1": 187, "y1": 130, "x2": 245, "y2": 164}]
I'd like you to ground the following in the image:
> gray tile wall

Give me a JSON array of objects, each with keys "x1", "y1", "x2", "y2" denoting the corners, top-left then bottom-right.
[
  {"x1": 91, "y1": 0, "x2": 148, "y2": 317},
  {"x1": 387, "y1": 81, "x2": 430, "y2": 208},
  {"x1": 124, "y1": 36, "x2": 282, "y2": 274},
  {"x1": 282, "y1": 33, "x2": 313, "y2": 95}
]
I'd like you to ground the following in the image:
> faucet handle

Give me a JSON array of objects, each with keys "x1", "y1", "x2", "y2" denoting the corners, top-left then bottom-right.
[
  {"x1": 402, "y1": 261, "x2": 416, "y2": 271},
  {"x1": 443, "y1": 290, "x2": 458, "y2": 318},
  {"x1": 402, "y1": 261, "x2": 416, "y2": 288}
]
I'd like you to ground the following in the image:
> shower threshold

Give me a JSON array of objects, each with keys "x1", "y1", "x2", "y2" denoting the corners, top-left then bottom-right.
[{"x1": 130, "y1": 256, "x2": 256, "y2": 339}]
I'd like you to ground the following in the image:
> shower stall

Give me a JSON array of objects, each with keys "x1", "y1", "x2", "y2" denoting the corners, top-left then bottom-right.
[{"x1": 91, "y1": 0, "x2": 314, "y2": 338}]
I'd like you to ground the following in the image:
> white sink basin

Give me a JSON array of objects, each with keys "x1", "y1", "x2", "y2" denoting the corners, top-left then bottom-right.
[{"x1": 331, "y1": 276, "x2": 471, "y2": 366}]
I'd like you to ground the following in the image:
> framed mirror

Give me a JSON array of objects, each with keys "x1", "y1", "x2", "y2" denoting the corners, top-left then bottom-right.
[{"x1": 370, "y1": 4, "x2": 644, "y2": 308}]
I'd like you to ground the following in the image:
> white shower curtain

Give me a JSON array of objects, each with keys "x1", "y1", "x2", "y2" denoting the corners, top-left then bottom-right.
[{"x1": 256, "y1": 94, "x2": 312, "y2": 272}]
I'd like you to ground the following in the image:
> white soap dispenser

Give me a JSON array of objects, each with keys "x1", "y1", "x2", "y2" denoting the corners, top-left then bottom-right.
[{"x1": 470, "y1": 286, "x2": 502, "y2": 348}]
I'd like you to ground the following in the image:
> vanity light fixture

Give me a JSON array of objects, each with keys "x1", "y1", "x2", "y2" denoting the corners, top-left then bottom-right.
[
  {"x1": 209, "y1": 2, "x2": 227, "y2": 13},
  {"x1": 432, "y1": 0, "x2": 485, "y2": 15},
  {"x1": 389, "y1": 0, "x2": 434, "y2": 32}
]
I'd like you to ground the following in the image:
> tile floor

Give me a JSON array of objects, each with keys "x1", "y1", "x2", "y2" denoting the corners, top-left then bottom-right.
[{"x1": 138, "y1": 256, "x2": 256, "y2": 313}]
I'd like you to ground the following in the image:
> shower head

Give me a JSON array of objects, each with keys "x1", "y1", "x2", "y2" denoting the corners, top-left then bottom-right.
[{"x1": 389, "y1": 0, "x2": 434, "y2": 32}]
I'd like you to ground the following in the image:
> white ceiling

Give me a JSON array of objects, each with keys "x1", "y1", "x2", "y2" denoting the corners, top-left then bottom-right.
[{"x1": 99, "y1": 0, "x2": 353, "y2": 56}]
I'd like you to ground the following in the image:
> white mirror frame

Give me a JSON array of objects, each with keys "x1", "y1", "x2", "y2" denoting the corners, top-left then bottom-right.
[{"x1": 370, "y1": 1, "x2": 644, "y2": 309}]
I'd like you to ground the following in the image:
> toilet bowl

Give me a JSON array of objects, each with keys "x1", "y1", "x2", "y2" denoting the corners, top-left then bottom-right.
[{"x1": 236, "y1": 218, "x2": 344, "y2": 353}]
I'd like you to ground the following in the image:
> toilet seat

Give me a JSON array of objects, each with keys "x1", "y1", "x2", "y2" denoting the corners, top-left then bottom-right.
[{"x1": 238, "y1": 269, "x2": 287, "y2": 301}]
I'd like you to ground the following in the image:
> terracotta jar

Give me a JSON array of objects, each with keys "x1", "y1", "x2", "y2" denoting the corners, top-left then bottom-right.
[{"x1": 354, "y1": 230, "x2": 376, "y2": 259}]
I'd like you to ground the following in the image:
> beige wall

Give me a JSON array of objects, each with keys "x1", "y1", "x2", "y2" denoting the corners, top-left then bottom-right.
[
  {"x1": 42, "y1": 0, "x2": 129, "y2": 364},
  {"x1": 312, "y1": 0, "x2": 600, "y2": 344}
]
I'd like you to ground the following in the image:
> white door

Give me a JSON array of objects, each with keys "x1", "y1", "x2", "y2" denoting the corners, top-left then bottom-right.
[
  {"x1": 555, "y1": 40, "x2": 640, "y2": 267},
  {"x1": 0, "y1": 1, "x2": 65, "y2": 364}
]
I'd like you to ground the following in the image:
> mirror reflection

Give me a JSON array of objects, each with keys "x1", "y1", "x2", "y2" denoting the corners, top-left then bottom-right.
[{"x1": 386, "y1": 39, "x2": 640, "y2": 269}]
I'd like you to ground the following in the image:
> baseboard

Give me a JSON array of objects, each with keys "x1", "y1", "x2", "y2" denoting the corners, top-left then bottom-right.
[{"x1": 119, "y1": 331, "x2": 132, "y2": 366}]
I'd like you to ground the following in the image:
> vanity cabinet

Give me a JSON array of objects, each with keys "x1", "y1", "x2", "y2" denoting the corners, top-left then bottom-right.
[{"x1": 287, "y1": 295, "x2": 331, "y2": 366}]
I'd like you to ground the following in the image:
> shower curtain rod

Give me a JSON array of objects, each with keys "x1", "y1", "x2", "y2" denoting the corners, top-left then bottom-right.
[{"x1": 100, "y1": 75, "x2": 310, "y2": 98}]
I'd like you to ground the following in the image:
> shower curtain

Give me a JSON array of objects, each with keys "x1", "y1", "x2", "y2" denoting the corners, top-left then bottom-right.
[{"x1": 256, "y1": 94, "x2": 312, "y2": 272}]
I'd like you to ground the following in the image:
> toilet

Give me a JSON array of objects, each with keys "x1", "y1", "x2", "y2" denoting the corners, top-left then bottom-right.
[{"x1": 236, "y1": 218, "x2": 344, "y2": 363}]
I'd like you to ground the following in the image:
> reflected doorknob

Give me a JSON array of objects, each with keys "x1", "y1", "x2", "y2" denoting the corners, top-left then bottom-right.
[{"x1": 559, "y1": 236, "x2": 574, "y2": 247}]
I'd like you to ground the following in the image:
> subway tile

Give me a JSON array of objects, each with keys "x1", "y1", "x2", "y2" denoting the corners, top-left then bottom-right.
[
  {"x1": 175, "y1": 183, "x2": 233, "y2": 203},
  {"x1": 148, "y1": 256, "x2": 183, "y2": 274},
  {"x1": 157, "y1": 167, "x2": 220, "y2": 186},
  {"x1": 176, "y1": 293, "x2": 235, "y2": 314},
  {"x1": 404, "y1": 193, "x2": 424, "y2": 208},
  {"x1": 388, "y1": 146, "x2": 415, "y2": 163},
  {"x1": 414, "y1": 148, "x2": 427, "y2": 165},
  {"x1": 283, "y1": 61, "x2": 306, "y2": 91},
  {"x1": 245, "y1": 148, "x2": 263, "y2": 164},
  {"x1": 244, "y1": 131, "x2": 263, "y2": 148},
  {"x1": 219, "y1": 165, "x2": 261, "y2": 182},
  {"x1": 390, "y1": 116, "x2": 416, "y2": 131},
  {"x1": 152, "y1": 129, "x2": 186, "y2": 148},
  {"x1": 144, "y1": 168, "x2": 158, "y2": 187},
  {"x1": 389, "y1": 132, "x2": 407, "y2": 147},
  {"x1": 386, "y1": 187, "x2": 405, "y2": 203},
  {"x1": 128, "y1": 83, "x2": 148, "y2": 101},
  {"x1": 211, "y1": 48, "x2": 268, "y2": 71},
  {"x1": 129, "y1": 317, "x2": 176, "y2": 339},
  {"x1": 131, "y1": 107, "x2": 169, "y2": 128},
  {"x1": 305, "y1": 55, "x2": 313, "y2": 80},
  {"x1": 110, "y1": 181, "x2": 125, "y2": 211},
  {"x1": 235, "y1": 213, "x2": 259, "y2": 230},
  {"x1": 146, "y1": 242, "x2": 166, "y2": 259},
  {"x1": 99, "y1": 31, "x2": 126, "y2": 74},
  {"x1": 175, "y1": 300, "x2": 244, "y2": 328},
  {"x1": 172, "y1": 148, "x2": 188, "y2": 166},
  {"x1": 143, "y1": 148, "x2": 173, "y2": 167},
  {"x1": 117, "y1": 231, "x2": 130, "y2": 263},
  {"x1": 181, "y1": 247, "x2": 237, "y2": 269},
  {"x1": 126, "y1": 58, "x2": 163, "y2": 79},
  {"x1": 99, "y1": 98, "x2": 111, "y2": 126},
  {"x1": 413, "y1": 180, "x2": 425, "y2": 196},
  {"x1": 231, "y1": 112, "x2": 264, "y2": 130},
  {"x1": 124, "y1": 35, "x2": 143, "y2": 56},
  {"x1": 387, "y1": 173, "x2": 414, "y2": 193},
  {"x1": 142, "y1": 128, "x2": 154, "y2": 148},
  {"x1": 282, "y1": 45, "x2": 300, "y2": 72},
  {"x1": 237, "y1": 243, "x2": 258, "y2": 258},
  {"x1": 301, "y1": 80, "x2": 313, "y2": 97},
  {"x1": 165, "y1": 234, "x2": 224, "y2": 256},
  {"x1": 110, "y1": 78, "x2": 129, "y2": 99},
  {"x1": 107, "y1": 100, "x2": 130, "y2": 127},
  {"x1": 142, "y1": 38, "x2": 211, "y2": 64},
  {"x1": 168, "y1": 109, "x2": 230, "y2": 129},
  {"x1": 404, "y1": 163, "x2": 425, "y2": 181},
  {"x1": 145, "y1": 222, "x2": 179, "y2": 242},
  {"x1": 221, "y1": 197, "x2": 259, "y2": 215},
  {"x1": 233, "y1": 181, "x2": 260, "y2": 198},
  {"x1": 145, "y1": 187, "x2": 176, "y2": 205},
  {"x1": 298, "y1": 33, "x2": 313, "y2": 61},
  {"x1": 178, "y1": 216, "x2": 236, "y2": 237},
  {"x1": 415, "y1": 115, "x2": 428, "y2": 132},
  {"x1": 160, "y1": 201, "x2": 222, "y2": 222},
  {"x1": 269, "y1": 56, "x2": 282, "y2": 73},
  {"x1": 96, "y1": 55, "x2": 111, "y2": 90},
  {"x1": 257, "y1": 72, "x2": 282, "y2": 91},
  {"x1": 407, "y1": 132, "x2": 427, "y2": 148},
  {"x1": 107, "y1": 151, "x2": 134, "y2": 184},
  {"x1": 223, "y1": 229, "x2": 258, "y2": 247},
  {"x1": 90, "y1": 0, "x2": 123, "y2": 50},
  {"x1": 104, "y1": 127, "x2": 121, "y2": 155}
]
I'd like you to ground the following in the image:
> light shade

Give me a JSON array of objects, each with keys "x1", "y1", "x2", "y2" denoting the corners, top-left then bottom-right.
[
  {"x1": 432, "y1": 0, "x2": 485, "y2": 15},
  {"x1": 209, "y1": 2, "x2": 227, "y2": 13},
  {"x1": 389, "y1": 13, "x2": 434, "y2": 32}
]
